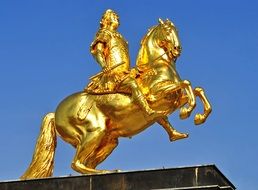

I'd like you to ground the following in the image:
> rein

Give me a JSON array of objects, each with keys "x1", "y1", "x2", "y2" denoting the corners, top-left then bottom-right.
[{"x1": 147, "y1": 48, "x2": 177, "y2": 66}]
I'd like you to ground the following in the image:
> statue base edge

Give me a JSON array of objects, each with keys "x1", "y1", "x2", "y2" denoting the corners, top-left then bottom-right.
[{"x1": 0, "y1": 164, "x2": 236, "y2": 190}]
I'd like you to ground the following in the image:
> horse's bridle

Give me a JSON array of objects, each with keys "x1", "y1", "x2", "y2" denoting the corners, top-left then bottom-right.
[
  {"x1": 142, "y1": 23, "x2": 179, "y2": 66},
  {"x1": 159, "y1": 24, "x2": 180, "y2": 63}
]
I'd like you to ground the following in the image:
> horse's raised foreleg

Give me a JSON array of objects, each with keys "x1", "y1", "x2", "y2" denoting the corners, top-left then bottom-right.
[
  {"x1": 150, "y1": 80, "x2": 196, "y2": 118},
  {"x1": 193, "y1": 87, "x2": 212, "y2": 125},
  {"x1": 158, "y1": 117, "x2": 188, "y2": 141},
  {"x1": 178, "y1": 80, "x2": 196, "y2": 119}
]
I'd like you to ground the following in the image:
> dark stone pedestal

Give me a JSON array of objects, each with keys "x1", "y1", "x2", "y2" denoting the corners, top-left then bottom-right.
[{"x1": 0, "y1": 165, "x2": 235, "y2": 190}]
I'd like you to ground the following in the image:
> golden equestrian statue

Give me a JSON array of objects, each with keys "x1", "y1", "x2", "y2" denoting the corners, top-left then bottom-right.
[{"x1": 21, "y1": 9, "x2": 211, "y2": 179}]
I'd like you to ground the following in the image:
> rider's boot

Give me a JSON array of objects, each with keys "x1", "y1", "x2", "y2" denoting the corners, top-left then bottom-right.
[
  {"x1": 122, "y1": 76, "x2": 166, "y2": 116},
  {"x1": 136, "y1": 94, "x2": 165, "y2": 116},
  {"x1": 137, "y1": 95, "x2": 154, "y2": 115},
  {"x1": 170, "y1": 130, "x2": 188, "y2": 141}
]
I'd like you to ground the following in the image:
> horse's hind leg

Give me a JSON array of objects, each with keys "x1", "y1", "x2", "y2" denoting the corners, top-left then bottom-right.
[
  {"x1": 193, "y1": 87, "x2": 212, "y2": 125},
  {"x1": 71, "y1": 128, "x2": 106, "y2": 174},
  {"x1": 71, "y1": 109, "x2": 110, "y2": 174},
  {"x1": 86, "y1": 136, "x2": 119, "y2": 170},
  {"x1": 71, "y1": 131, "x2": 119, "y2": 174}
]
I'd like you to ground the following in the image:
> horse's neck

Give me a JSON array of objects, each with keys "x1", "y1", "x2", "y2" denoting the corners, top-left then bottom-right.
[
  {"x1": 135, "y1": 60, "x2": 181, "y2": 99},
  {"x1": 137, "y1": 28, "x2": 180, "y2": 80},
  {"x1": 153, "y1": 62, "x2": 181, "y2": 83},
  {"x1": 137, "y1": 29, "x2": 173, "y2": 70},
  {"x1": 137, "y1": 27, "x2": 162, "y2": 69}
]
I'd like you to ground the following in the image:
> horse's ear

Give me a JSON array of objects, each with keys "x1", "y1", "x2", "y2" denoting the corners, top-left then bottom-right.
[
  {"x1": 168, "y1": 18, "x2": 175, "y2": 26},
  {"x1": 158, "y1": 18, "x2": 164, "y2": 25},
  {"x1": 166, "y1": 18, "x2": 175, "y2": 26}
]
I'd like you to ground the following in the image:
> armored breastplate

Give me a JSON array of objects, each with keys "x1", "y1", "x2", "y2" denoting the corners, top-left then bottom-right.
[{"x1": 107, "y1": 31, "x2": 130, "y2": 72}]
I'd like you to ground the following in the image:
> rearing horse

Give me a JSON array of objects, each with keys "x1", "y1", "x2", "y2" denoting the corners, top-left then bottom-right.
[{"x1": 21, "y1": 19, "x2": 211, "y2": 179}]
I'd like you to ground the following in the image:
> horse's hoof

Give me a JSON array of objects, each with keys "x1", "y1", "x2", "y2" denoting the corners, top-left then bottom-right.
[
  {"x1": 113, "y1": 169, "x2": 122, "y2": 173},
  {"x1": 194, "y1": 114, "x2": 206, "y2": 125},
  {"x1": 179, "y1": 107, "x2": 190, "y2": 119},
  {"x1": 102, "y1": 169, "x2": 121, "y2": 174}
]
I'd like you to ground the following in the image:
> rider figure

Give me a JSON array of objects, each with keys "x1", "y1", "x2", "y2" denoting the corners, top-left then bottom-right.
[{"x1": 86, "y1": 9, "x2": 157, "y2": 115}]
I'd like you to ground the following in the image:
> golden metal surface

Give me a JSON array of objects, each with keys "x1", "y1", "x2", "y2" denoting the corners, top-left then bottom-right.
[{"x1": 21, "y1": 9, "x2": 211, "y2": 180}]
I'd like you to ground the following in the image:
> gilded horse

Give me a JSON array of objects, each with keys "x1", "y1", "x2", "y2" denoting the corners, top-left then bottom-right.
[{"x1": 21, "y1": 19, "x2": 211, "y2": 179}]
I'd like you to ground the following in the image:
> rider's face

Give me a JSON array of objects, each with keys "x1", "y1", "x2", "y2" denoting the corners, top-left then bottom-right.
[{"x1": 109, "y1": 14, "x2": 119, "y2": 29}]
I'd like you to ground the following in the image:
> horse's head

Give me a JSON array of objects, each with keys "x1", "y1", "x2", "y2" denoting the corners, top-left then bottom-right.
[
  {"x1": 136, "y1": 18, "x2": 182, "y2": 69},
  {"x1": 157, "y1": 18, "x2": 182, "y2": 60}
]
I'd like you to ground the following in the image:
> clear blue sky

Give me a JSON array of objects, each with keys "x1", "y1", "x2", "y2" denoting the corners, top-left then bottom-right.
[{"x1": 0, "y1": 1, "x2": 258, "y2": 189}]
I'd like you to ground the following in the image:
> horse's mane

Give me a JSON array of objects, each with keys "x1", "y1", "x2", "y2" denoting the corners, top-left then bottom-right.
[{"x1": 140, "y1": 25, "x2": 157, "y2": 46}]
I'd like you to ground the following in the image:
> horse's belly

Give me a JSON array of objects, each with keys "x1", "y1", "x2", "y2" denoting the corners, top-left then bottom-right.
[
  {"x1": 107, "y1": 108, "x2": 154, "y2": 138},
  {"x1": 96, "y1": 93, "x2": 170, "y2": 138}
]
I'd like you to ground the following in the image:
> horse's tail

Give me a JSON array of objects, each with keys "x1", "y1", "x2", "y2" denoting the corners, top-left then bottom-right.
[{"x1": 20, "y1": 113, "x2": 57, "y2": 180}]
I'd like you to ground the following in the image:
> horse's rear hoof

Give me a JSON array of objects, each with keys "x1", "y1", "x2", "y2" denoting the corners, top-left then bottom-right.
[
  {"x1": 111, "y1": 169, "x2": 122, "y2": 173},
  {"x1": 98, "y1": 169, "x2": 122, "y2": 174}
]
